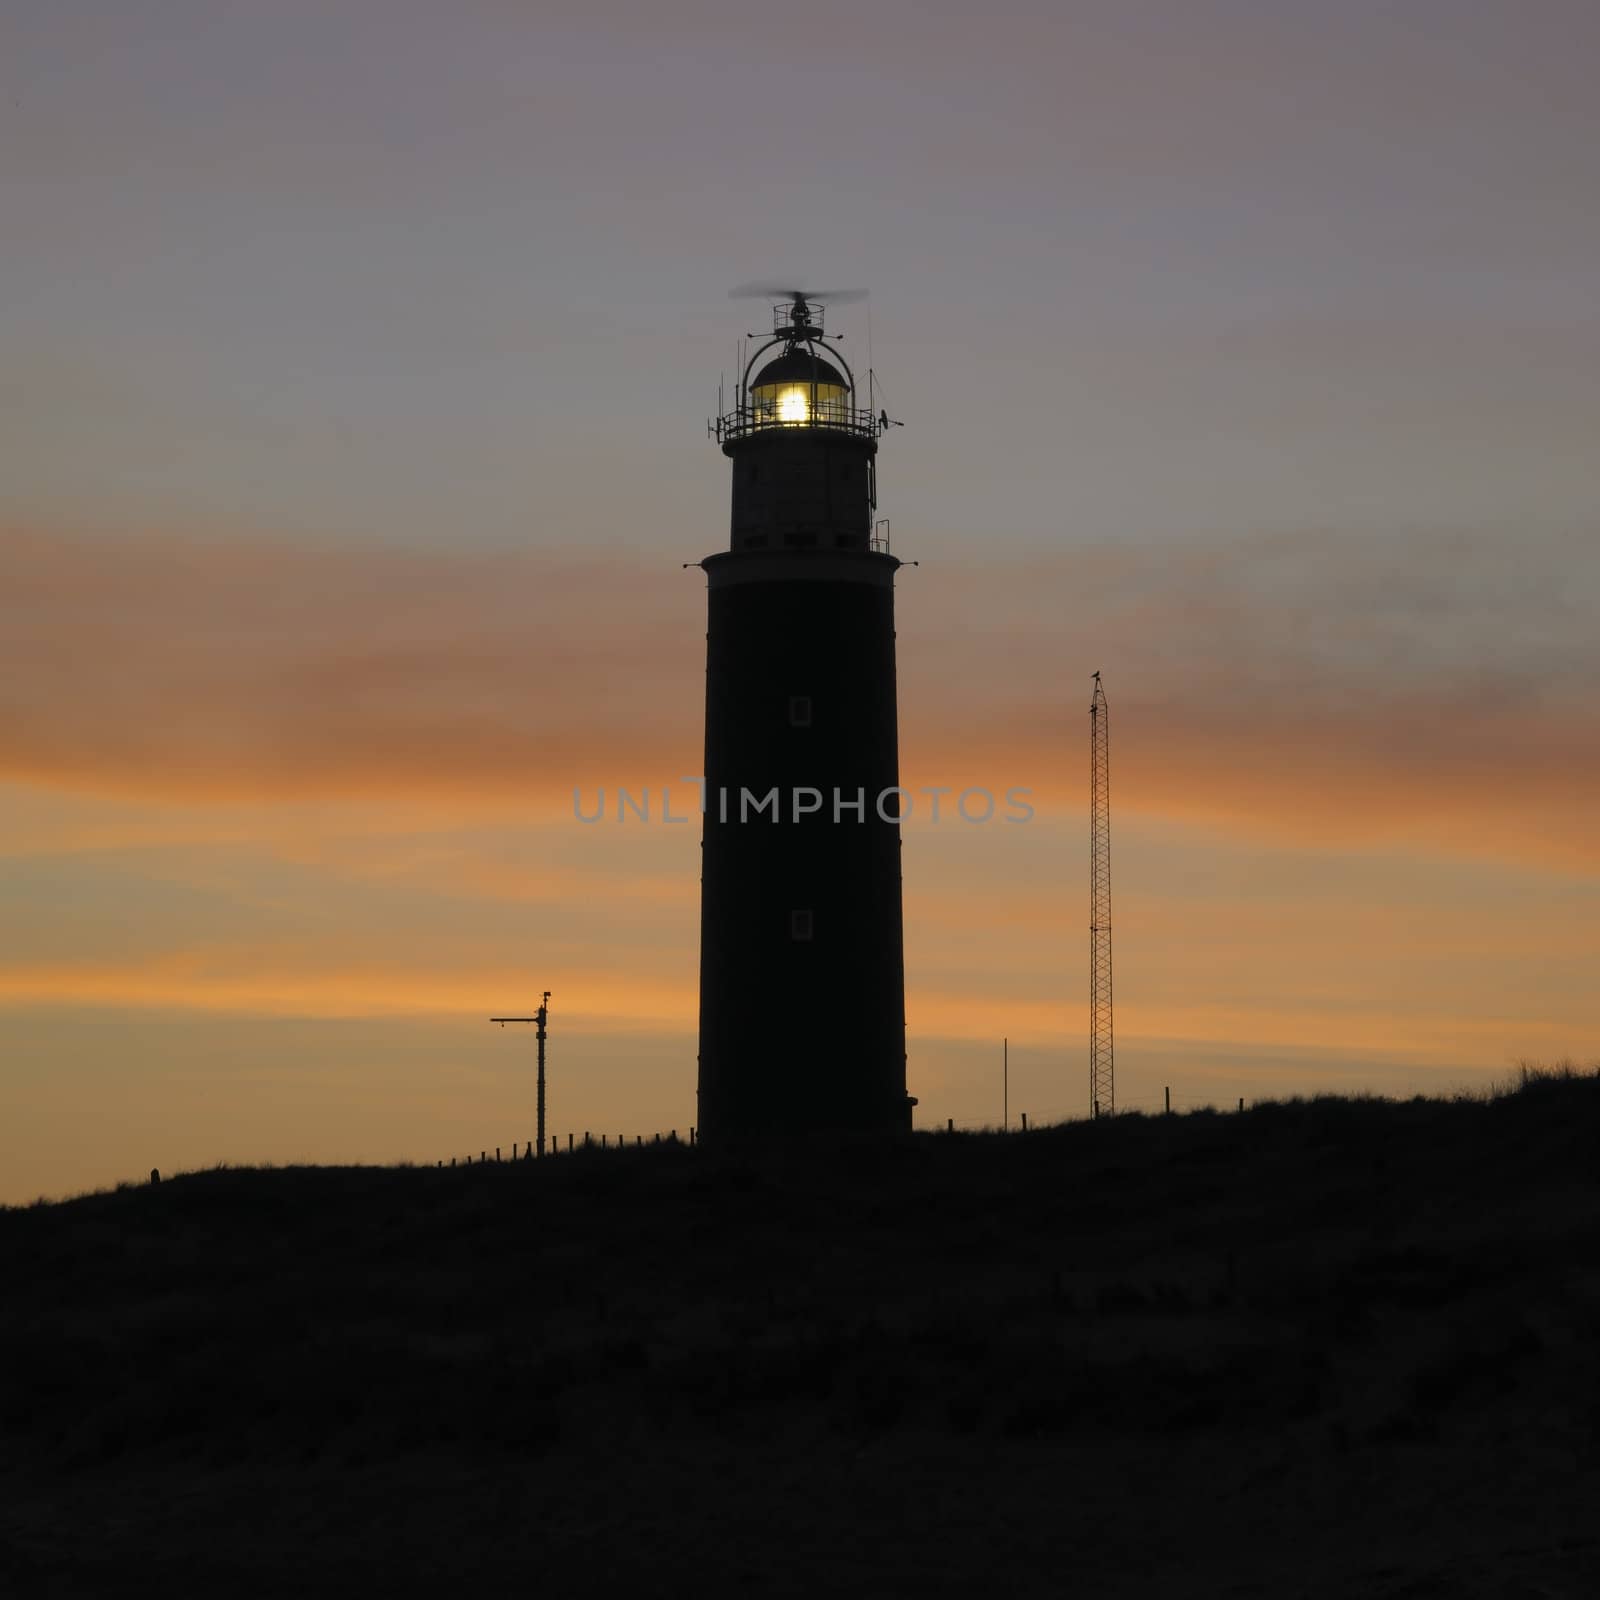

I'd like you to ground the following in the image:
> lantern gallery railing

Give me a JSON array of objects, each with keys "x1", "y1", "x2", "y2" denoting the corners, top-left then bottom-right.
[{"x1": 714, "y1": 402, "x2": 882, "y2": 444}]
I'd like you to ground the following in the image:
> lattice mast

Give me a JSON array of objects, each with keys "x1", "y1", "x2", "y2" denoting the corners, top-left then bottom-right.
[{"x1": 1089, "y1": 673, "x2": 1114, "y2": 1116}]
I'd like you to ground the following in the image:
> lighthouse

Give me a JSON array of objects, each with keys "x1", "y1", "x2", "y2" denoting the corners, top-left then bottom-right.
[{"x1": 695, "y1": 291, "x2": 910, "y2": 1141}]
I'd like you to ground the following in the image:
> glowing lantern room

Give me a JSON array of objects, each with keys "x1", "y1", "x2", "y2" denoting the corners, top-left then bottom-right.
[{"x1": 748, "y1": 349, "x2": 851, "y2": 428}]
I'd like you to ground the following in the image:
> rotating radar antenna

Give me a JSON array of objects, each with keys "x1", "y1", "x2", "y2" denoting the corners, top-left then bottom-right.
[{"x1": 729, "y1": 281, "x2": 868, "y2": 343}]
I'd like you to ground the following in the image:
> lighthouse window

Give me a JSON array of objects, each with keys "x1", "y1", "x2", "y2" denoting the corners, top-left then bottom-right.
[
  {"x1": 750, "y1": 379, "x2": 850, "y2": 428},
  {"x1": 788, "y1": 696, "x2": 812, "y2": 728},
  {"x1": 790, "y1": 909, "x2": 814, "y2": 942}
]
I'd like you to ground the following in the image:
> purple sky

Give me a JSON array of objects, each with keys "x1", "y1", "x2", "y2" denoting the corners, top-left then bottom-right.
[{"x1": 6, "y1": 0, "x2": 1596, "y2": 552}]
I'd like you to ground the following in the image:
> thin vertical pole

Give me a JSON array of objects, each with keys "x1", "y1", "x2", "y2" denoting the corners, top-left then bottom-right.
[
  {"x1": 1004, "y1": 1037, "x2": 1009, "y2": 1131},
  {"x1": 1090, "y1": 673, "x2": 1114, "y2": 1117},
  {"x1": 489, "y1": 994, "x2": 550, "y2": 1160},
  {"x1": 536, "y1": 993, "x2": 549, "y2": 1159}
]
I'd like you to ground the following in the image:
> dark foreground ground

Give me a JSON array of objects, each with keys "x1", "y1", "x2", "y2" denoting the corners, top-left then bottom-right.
[{"x1": 3, "y1": 1073, "x2": 1598, "y2": 1597}]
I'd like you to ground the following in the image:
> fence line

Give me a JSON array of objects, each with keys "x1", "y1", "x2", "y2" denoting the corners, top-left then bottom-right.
[
  {"x1": 931, "y1": 1091, "x2": 1262, "y2": 1136},
  {"x1": 435, "y1": 1128, "x2": 695, "y2": 1168},
  {"x1": 433, "y1": 1093, "x2": 1276, "y2": 1166}
]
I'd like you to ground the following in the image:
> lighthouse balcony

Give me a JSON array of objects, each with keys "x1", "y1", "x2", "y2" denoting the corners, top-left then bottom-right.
[{"x1": 714, "y1": 402, "x2": 881, "y2": 444}]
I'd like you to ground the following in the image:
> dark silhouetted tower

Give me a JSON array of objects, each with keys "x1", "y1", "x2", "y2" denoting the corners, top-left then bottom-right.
[
  {"x1": 1090, "y1": 672, "x2": 1114, "y2": 1116},
  {"x1": 696, "y1": 292, "x2": 909, "y2": 1140}
]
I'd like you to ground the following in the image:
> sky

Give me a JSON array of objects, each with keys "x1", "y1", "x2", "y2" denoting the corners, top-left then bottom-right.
[{"x1": 2, "y1": 0, "x2": 1597, "y2": 1202}]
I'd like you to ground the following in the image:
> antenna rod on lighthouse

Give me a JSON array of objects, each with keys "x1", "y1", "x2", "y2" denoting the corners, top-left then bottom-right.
[{"x1": 1090, "y1": 673, "x2": 1114, "y2": 1119}]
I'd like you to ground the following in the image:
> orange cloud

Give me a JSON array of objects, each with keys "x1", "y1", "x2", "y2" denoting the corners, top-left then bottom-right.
[
  {"x1": 4, "y1": 524, "x2": 1596, "y2": 870},
  {"x1": 899, "y1": 527, "x2": 1600, "y2": 868},
  {"x1": 0, "y1": 527, "x2": 702, "y2": 801},
  {"x1": 0, "y1": 955, "x2": 697, "y2": 1032},
  {"x1": 4, "y1": 951, "x2": 1581, "y2": 1074}
]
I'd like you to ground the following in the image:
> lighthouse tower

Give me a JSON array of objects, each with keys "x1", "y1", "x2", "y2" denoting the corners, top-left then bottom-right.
[{"x1": 696, "y1": 292, "x2": 910, "y2": 1141}]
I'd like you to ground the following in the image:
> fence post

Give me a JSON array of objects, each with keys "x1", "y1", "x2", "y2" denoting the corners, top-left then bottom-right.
[
  {"x1": 1165, "y1": 1086, "x2": 1171, "y2": 1115},
  {"x1": 1021, "y1": 1112, "x2": 1028, "y2": 1132},
  {"x1": 948, "y1": 1118, "x2": 954, "y2": 1134},
  {"x1": 690, "y1": 1127, "x2": 697, "y2": 1145},
  {"x1": 670, "y1": 1130, "x2": 677, "y2": 1143},
  {"x1": 1238, "y1": 1097, "x2": 1244, "y2": 1113}
]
